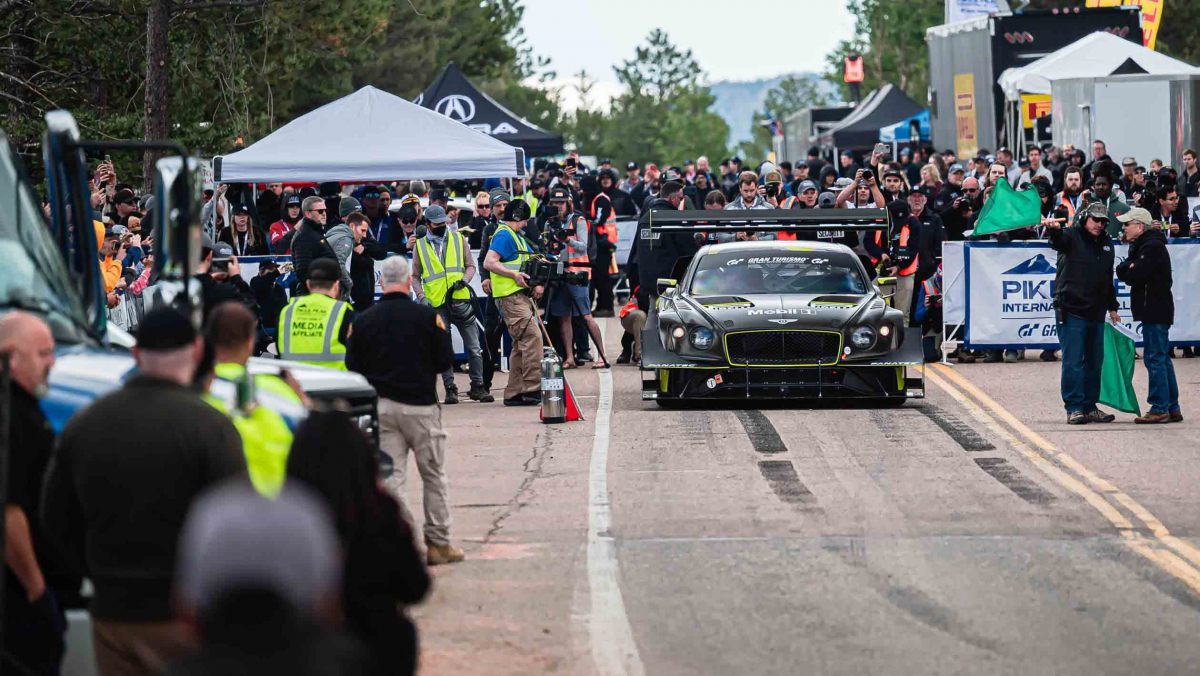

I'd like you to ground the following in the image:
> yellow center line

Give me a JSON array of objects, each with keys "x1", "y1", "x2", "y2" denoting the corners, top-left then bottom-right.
[
  {"x1": 924, "y1": 367, "x2": 1200, "y2": 597},
  {"x1": 931, "y1": 363, "x2": 1200, "y2": 572}
]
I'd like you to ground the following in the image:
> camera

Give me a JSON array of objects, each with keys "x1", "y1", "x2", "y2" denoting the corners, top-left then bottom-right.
[
  {"x1": 765, "y1": 183, "x2": 779, "y2": 198},
  {"x1": 521, "y1": 256, "x2": 589, "y2": 287}
]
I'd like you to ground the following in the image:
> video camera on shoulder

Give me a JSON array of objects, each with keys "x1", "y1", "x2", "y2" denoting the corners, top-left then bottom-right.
[{"x1": 521, "y1": 255, "x2": 589, "y2": 287}]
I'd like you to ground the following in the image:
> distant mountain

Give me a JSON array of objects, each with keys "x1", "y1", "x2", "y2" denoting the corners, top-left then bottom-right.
[{"x1": 708, "y1": 72, "x2": 837, "y2": 147}]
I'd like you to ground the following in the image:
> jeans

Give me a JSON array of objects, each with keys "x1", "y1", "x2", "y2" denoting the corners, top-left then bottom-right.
[
  {"x1": 1142, "y1": 323, "x2": 1180, "y2": 414},
  {"x1": 1058, "y1": 313, "x2": 1104, "y2": 413},
  {"x1": 436, "y1": 303, "x2": 483, "y2": 387}
]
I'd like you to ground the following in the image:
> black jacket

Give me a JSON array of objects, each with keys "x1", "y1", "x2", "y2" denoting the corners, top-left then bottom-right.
[
  {"x1": 914, "y1": 210, "x2": 946, "y2": 282},
  {"x1": 1049, "y1": 225, "x2": 1119, "y2": 322},
  {"x1": 346, "y1": 293, "x2": 453, "y2": 405},
  {"x1": 1116, "y1": 229, "x2": 1173, "y2": 325},
  {"x1": 41, "y1": 376, "x2": 244, "y2": 622},
  {"x1": 635, "y1": 198, "x2": 700, "y2": 307},
  {"x1": 350, "y1": 235, "x2": 388, "y2": 312},
  {"x1": 291, "y1": 218, "x2": 338, "y2": 292}
]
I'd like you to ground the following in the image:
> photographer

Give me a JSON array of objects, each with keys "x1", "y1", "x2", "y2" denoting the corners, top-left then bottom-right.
[
  {"x1": 483, "y1": 201, "x2": 545, "y2": 406},
  {"x1": 940, "y1": 176, "x2": 981, "y2": 241},
  {"x1": 413, "y1": 206, "x2": 491, "y2": 404},
  {"x1": 1147, "y1": 185, "x2": 1189, "y2": 237},
  {"x1": 583, "y1": 175, "x2": 619, "y2": 317},
  {"x1": 542, "y1": 187, "x2": 610, "y2": 370}
]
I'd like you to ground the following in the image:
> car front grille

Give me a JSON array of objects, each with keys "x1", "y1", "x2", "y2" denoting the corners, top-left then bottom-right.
[{"x1": 724, "y1": 330, "x2": 842, "y2": 366}]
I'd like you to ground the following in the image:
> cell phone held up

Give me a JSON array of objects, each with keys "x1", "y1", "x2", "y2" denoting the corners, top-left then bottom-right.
[{"x1": 565, "y1": 157, "x2": 576, "y2": 169}]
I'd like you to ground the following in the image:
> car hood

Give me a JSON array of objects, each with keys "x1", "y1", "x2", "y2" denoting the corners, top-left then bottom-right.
[{"x1": 689, "y1": 293, "x2": 873, "y2": 331}]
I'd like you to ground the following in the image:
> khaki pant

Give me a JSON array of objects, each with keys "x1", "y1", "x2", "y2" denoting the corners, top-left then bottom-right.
[
  {"x1": 496, "y1": 293, "x2": 544, "y2": 400},
  {"x1": 379, "y1": 399, "x2": 451, "y2": 546},
  {"x1": 895, "y1": 274, "x2": 916, "y2": 326},
  {"x1": 93, "y1": 618, "x2": 192, "y2": 676},
  {"x1": 620, "y1": 309, "x2": 647, "y2": 360}
]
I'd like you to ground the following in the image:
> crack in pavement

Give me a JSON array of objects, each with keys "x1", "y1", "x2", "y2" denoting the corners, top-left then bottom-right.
[{"x1": 483, "y1": 430, "x2": 552, "y2": 544}]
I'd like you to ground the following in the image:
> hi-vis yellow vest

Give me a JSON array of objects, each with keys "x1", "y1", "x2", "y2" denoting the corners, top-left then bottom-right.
[
  {"x1": 490, "y1": 223, "x2": 531, "y2": 299},
  {"x1": 205, "y1": 363, "x2": 298, "y2": 498},
  {"x1": 415, "y1": 232, "x2": 470, "y2": 307},
  {"x1": 278, "y1": 293, "x2": 349, "y2": 370}
]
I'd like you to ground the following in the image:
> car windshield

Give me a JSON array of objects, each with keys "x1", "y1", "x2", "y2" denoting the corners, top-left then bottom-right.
[
  {"x1": 0, "y1": 138, "x2": 93, "y2": 345},
  {"x1": 690, "y1": 249, "x2": 867, "y2": 296}
]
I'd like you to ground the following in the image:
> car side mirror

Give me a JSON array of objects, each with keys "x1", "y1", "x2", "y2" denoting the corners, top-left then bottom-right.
[{"x1": 657, "y1": 278, "x2": 677, "y2": 296}]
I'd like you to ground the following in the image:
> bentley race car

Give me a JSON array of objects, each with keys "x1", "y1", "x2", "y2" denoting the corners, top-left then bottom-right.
[{"x1": 640, "y1": 209, "x2": 925, "y2": 405}]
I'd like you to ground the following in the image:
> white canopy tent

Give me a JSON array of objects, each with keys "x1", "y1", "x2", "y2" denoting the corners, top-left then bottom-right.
[
  {"x1": 998, "y1": 31, "x2": 1198, "y2": 101},
  {"x1": 215, "y1": 85, "x2": 525, "y2": 182}
]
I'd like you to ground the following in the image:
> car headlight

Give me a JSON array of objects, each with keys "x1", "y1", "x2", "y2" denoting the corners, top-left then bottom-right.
[
  {"x1": 689, "y1": 326, "x2": 715, "y2": 350},
  {"x1": 850, "y1": 325, "x2": 876, "y2": 349}
]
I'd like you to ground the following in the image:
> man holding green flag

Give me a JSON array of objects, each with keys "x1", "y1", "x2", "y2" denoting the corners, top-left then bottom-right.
[{"x1": 1045, "y1": 202, "x2": 1121, "y2": 425}]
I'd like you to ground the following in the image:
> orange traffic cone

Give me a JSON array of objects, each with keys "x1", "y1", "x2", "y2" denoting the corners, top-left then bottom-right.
[{"x1": 564, "y1": 376, "x2": 585, "y2": 422}]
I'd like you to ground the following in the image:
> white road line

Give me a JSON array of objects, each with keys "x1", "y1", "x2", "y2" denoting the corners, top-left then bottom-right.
[{"x1": 587, "y1": 325, "x2": 645, "y2": 676}]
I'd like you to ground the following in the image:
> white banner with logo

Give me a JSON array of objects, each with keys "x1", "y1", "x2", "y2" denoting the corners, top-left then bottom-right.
[{"x1": 961, "y1": 241, "x2": 1200, "y2": 348}]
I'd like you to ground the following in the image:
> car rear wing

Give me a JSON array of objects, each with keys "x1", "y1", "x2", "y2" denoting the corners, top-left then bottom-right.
[{"x1": 645, "y1": 208, "x2": 890, "y2": 233}]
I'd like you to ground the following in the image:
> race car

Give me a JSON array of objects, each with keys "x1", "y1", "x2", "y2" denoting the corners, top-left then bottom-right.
[{"x1": 639, "y1": 209, "x2": 925, "y2": 405}]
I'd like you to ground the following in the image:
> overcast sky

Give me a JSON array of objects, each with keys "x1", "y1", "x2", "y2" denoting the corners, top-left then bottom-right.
[{"x1": 520, "y1": 0, "x2": 856, "y2": 109}]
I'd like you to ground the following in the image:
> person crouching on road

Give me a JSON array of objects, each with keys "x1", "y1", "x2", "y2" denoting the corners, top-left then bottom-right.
[
  {"x1": 412, "y1": 205, "x2": 493, "y2": 404},
  {"x1": 345, "y1": 256, "x2": 464, "y2": 566},
  {"x1": 1044, "y1": 202, "x2": 1121, "y2": 425},
  {"x1": 278, "y1": 258, "x2": 352, "y2": 370},
  {"x1": 1115, "y1": 208, "x2": 1182, "y2": 424},
  {"x1": 484, "y1": 200, "x2": 546, "y2": 406}
]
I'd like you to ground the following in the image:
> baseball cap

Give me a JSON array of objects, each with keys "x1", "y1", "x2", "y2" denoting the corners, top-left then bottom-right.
[
  {"x1": 549, "y1": 186, "x2": 571, "y2": 202},
  {"x1": 115, "y1": 188, "x2": 138, "y2": 205},
  {"x1": 307, "y1": 257, "x2": 341, "y2": 284},
  {"x1": 110, "y1": 224, "x2": 129, "y2": 236},
  {"x1": 285, "y1": 194, "x2": 301, "y2": 207},
  {"x1": 136, "y1": 307, "x2": 197, "y2": 350},
  {"x1": 338, "y1": 196, "x2": 361, "y2": 219},
  {"x1": 626, "y1": 161, "x2": 639, "y2": 171},
  {"x1": 600, "y1": 158, "x2": 612, "y2": 165},
  {"x1": 176, "y1": 481, "x2": 339, "y2": 615},
  {"x1": 883, "y1": 168, "x2": 904, "y2": 180},
  {"x1": 797, "y1": 179, "x2": 818, "y2": 193},
  {"x1": 212, "y1": 241, "x2": 234, "y2": 262},
  {"x1": 949, "y1": 163, "x2": 965, "y2": 175},
  {"x1": 423, "y1": 205, "x2": 448, "y2": 224},
  {"x1": 731, "y1": 156, "x2": 743, "y2": 164},
  {"x1": 817, "y1": 192, "x2": 837, "y2": 208},
  {"x1": 362, "y1": 185, "x2": 382, "y2": 200},
  {"x1": 764, "y1": 170, "x2": 783, "y2": 184},
  {"x1": 1084, "y1": 202, "x2": 1109, "y2": 220},
  {"x1": 908, "y1": 186, "x2": 934, "y2": 200},
  {"x1": 232, "y1": 203, "x2": 251, "y2": 215},
  {"x1": 1122, "y1": 156, "x2": 1137, "y2": 167},
  {"x1": 834, "y1": 177, "x2": 854, "y2": 189},
  {"x1": 429, "y1": 187, "x2": 449, "y2": 202},
  {"x1": 1117, "y1": 207, "x2": 1152, "y2": 225},
  {"x1": 503, "y1": 200, "x2": 531, "y2": 222}
]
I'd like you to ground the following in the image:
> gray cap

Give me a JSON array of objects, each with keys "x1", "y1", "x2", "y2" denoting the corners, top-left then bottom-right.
[
  {"x1": 817, "y1": 191, "x2": 837, "y2": 208},
  {"x1": 797, "y1": 179, "x2": 818, "y2": 193},
  {"x1": 489, "y1": 188, "x2": 511, "y2": 204},
  {"x1": 176, "y1": 481, "x2": 340, "y2": 614},
  {"x1": 338, "y1": 196, "x2": 361, "y2": 219},
  {"x1": 423, "y1": 204, "x2": 449, "y2": 225},
  {"x1": 949, "y1": 163, "x2": 965, "y2": 175},
  {"x1": 212, "y1": 241, "x2": 234, "y2": 262}
]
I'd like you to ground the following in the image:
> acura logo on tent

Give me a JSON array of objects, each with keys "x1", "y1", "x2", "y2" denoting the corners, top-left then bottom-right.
[{"x1": 435, "y1": 95, "x2": 476, "y2": 122}]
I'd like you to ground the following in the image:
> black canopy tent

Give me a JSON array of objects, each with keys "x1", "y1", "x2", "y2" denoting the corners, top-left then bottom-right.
[
  {"x1": 416, "y1": 63, "x2": 564, "y2": 158},
  {"x1": 818, "y1": 84, "x2": 924, "y2": 152}
]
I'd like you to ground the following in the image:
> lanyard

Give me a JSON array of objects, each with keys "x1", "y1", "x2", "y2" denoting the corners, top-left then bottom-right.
[
  {"x1": 370, "y1": 217, "x2": 387, "y2": 242},
  {"x1": 233, "y1": 231, "x2": 248, "y2": 256}
]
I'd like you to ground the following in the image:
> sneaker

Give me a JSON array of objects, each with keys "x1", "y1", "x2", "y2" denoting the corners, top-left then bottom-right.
[
  {"x1": 1135, "y1": 412, "x2": 1170, "y2": 424},
  {"x1": 1169, "y1": 411, "x2": 1184, "y2": 423},
  {"x1": 443, "y1": 385, "x2": 459, "y2": 405},
  {"x1": 983, "y1": 351, "x2": 1002, "y2": 363},
  {"x1": 576, "y1": 351, "x2": 594, "y2": 364},
  {"x1": 1085, "y1": 409, "x2": 1115, "y2": 423},
  {"x1": 426, "y1": 543, "x2": 465, "y2": 566},
  {"x1": 503, "y1": 393, "x2": 540, "y2": 407},
  {"x1": 1039, "y1": 350, "x2": 1059, "y2": 362},
  {"x1": 616, "y1": 350, "x2": 632, "y2": 364},
  {"x1": 467, "y1": 384, "x2": 495, "y2": 403},
  {"x1": 1067, "y1": 411, "x2": 1089, "y2": 425}
]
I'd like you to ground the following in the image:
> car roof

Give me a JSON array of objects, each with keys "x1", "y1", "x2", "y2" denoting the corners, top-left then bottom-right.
[{"x1": 699, "y1": 240, "x2": 853, "y2": 255}]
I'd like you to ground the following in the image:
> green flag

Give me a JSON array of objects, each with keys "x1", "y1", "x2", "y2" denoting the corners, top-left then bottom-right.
[
  {"x1": 1100, "y1": 321, "x2": 1141, "y2": 416},
  {"x1": 971, "y1": 179, "x2": 1043, "y2": 237}
]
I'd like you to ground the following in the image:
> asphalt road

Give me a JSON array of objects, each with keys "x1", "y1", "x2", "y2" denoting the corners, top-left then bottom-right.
[{"x1": 404, "y1": 324, "x2": 1200, "y2": 675}]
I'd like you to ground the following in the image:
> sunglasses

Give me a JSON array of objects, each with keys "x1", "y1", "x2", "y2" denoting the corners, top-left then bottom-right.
[
  {"x1": 476, "y1": 203, "x2": 491, "y2": 209},
  {"x1": 311, "y1": 208, "x2": 326, "y2": 214},
  {"x1": 964, "y1": 188, "x2": 980, "y2": 193}
]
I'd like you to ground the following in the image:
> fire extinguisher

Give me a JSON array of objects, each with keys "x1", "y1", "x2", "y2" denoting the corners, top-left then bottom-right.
[{"x1": 540, "y1": 347, "x2": 566, "y2": 424}]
